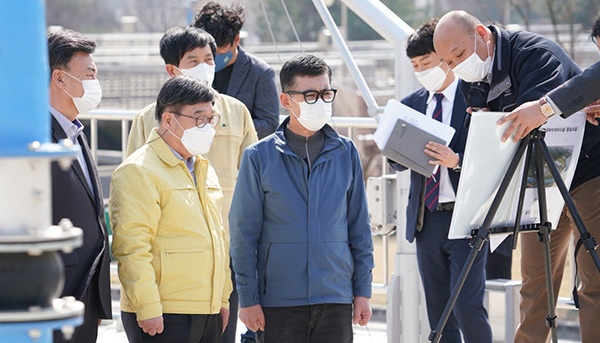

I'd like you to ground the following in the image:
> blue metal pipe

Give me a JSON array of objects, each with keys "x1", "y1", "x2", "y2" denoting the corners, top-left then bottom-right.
[{"x1": 0, "y1": 0, "x2": 49, "y2": 154}]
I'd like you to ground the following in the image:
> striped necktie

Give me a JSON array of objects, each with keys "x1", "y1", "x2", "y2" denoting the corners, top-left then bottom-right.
[{"x1": 424, "y1": 93, "x2": 444, "y2": 211}]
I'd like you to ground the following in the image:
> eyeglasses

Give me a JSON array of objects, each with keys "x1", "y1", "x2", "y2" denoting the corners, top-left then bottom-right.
[
  {"x1": 286, "y1": 88, "x2": 337, "y2": 104},
  {"x1": 169, "y1": 111, "x2": 220, "y2": 128}
]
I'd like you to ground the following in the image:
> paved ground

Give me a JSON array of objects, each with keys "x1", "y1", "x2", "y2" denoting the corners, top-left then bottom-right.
[
  {"x1": 98, "y1": 307, "x2": 581, "y2": 343},
  {"x1": 97, "y1": 310, "x2": 387, "y2": 343}
]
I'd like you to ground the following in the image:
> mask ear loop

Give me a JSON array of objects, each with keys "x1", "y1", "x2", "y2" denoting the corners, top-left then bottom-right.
[
  {"x1": 166, "y1": 114, "x2": 186, "y2": 141},
  {"x1": 286, "y1": 94, "x2": 303, "y2": 120}
]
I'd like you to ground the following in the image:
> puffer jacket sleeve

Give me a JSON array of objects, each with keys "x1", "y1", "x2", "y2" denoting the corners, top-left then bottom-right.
[{"x1": 109, "y1": 163, "x2": 163, "y2": 320}]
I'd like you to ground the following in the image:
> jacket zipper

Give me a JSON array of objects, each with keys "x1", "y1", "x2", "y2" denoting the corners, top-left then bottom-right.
[{"x1": 263, "y1": 243, "x2": 272, "y2": 294}]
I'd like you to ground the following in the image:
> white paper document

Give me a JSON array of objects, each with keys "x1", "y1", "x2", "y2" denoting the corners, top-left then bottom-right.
[
  {"x1": 448, "y1": 111, "x2": 586, "y2": 251},
  {"x1": 374, "y1": 99, "x2": 456, "y2": 150}
]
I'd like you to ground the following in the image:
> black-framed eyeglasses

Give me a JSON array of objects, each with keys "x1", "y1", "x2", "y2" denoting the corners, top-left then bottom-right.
[
  {"x1": 286, "y1": 88, "x2": 337, "y2": 104},
  {"x1": 170, "y1": 111, "x2": 221, "y2": 128}
]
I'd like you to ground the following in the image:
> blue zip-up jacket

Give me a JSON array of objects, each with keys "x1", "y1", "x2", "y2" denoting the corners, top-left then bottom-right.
[{"x1": 229, "y1": 118, "x2": 374, "y2": 308}]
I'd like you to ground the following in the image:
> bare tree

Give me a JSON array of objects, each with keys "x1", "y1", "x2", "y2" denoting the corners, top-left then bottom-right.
[{"x1": 130, "y1": 0, "x2": 191, "y2": 32}]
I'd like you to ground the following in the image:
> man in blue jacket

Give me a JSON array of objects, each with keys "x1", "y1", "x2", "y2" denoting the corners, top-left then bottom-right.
[
  {"x1": 388, "y1": 19, "x2": 492, "y2": 343},
  {"x1": 229, "y1": 54, "x2": 374, "y2": 343}
]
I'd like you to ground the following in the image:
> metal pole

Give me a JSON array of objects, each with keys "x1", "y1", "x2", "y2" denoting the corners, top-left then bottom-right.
[{"x1": 312, "y1": 0, "x2": 382, "y2": 117}]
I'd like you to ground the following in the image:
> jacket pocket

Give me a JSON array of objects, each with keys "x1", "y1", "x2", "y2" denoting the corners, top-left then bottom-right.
[
  {"x1": 262, "y1": 243, "x2": 272, "y2": 294},
  {"x1": 159, "y1": 248, "x2": 211, "y2": 302}
]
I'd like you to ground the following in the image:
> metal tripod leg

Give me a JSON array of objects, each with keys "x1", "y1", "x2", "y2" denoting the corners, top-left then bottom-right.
[
  {"x1": 532, "y1": 137, "x2": 559, "y2": 343},
  {"x1": 428, "y1": 136, "x2": 531, "y2": 343}
]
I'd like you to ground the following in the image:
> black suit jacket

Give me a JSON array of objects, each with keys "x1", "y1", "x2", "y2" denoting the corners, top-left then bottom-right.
[
  {"x1": 388, "y1": 85, "x2": 468, "y2": 243},
  {"x1": 51, "y1": 116, "x2": 112, "y2": 319}
]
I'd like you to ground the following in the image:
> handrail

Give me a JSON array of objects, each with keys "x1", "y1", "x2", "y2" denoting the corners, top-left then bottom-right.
[{"x1": 79, "y1": 109, "x2": 378, "y2": 162}]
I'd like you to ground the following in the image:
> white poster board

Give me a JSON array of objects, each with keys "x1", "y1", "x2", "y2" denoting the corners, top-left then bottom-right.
[{"x1": 448, "y1": 112, "x2": 586, "y2": 250}]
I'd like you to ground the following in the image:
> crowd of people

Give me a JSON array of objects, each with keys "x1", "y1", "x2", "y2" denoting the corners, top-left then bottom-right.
[{"x1": 47, "y1": 2, "x2": 600, "y2": 342}]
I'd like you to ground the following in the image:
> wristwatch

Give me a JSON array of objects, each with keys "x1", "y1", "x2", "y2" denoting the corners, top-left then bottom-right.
[
  {"x1": 539, "y1": 96, "x2": 555, "y2": 118},
  {"x1": 452, "y1": 154, "x2": 461, "y2": 172}
]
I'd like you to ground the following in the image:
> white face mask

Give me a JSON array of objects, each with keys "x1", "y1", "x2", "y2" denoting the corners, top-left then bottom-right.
[
  {"x1": 289, "y1": 97, "x2": 332, "y2": 131},
  {"x1": 414, "y1": 64, "x2": 448, "y2": 92},
  {"x1": 177, "y1": 63, "x2": 215, "y2": 86},
  {"x1": 170, "y1": 116, "x2": 216, "y2": 156},
  {"x1": 452, "y1": 32, "x2": 492, "y2": 83},
  {"x1": 62, "y1": 72, "x2": 102, "y2": 114}
]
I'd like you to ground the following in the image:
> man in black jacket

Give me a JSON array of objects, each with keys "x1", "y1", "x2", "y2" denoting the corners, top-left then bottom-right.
[
  {"x1": 48, "y1": 29, "x2": 112, "y2": 342},
  {"x1": 435, "y1": 10, "x2": 600, "y2": 342}
]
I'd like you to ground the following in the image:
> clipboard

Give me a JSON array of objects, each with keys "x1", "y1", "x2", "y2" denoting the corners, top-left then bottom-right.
[{"x1": 382, "y1": 118, "x2": 447, "y2": 177}]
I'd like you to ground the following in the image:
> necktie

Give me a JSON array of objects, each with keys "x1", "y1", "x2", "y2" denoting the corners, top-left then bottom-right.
[{"x1": 424, "y1": 93, "x2": 444, "y2": 211}]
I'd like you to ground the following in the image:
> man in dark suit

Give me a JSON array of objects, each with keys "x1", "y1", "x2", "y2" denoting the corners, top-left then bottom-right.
[
  {"x1": 48, "y1": 29, "x2": 112, "y2": 342},
  {"x1": 194, "y1": 1, "x2": 279, "y2": 139},
  {"x1": 387, "y1": 19, "x2": 492, "y2": 343}
]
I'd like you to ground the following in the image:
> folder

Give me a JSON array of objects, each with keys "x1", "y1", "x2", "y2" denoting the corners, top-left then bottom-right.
[{"x1": 382, "y1": 118, "x2": 447, "y2": 177}]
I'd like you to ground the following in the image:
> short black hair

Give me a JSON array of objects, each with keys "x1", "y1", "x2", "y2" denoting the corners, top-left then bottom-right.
[
  {"x1": 47, "y1": 29, "x2": 96, "y2": 77},
  {"x1": 155, "y1": 76, "x2": 216, "y2": 122},
  {"x1": 592, "y1": 13, "x2": 600, "y2": 39},
  {"x1": 406, "y1": 18, "x2": 438, "y2": 59},
  {"x1": 279, "y1": 54, "x2": 332, "y2": 92},
  {"x1": 194, "y1": 1, "x2": 244, "y2": 47},
  {"x1": 159, "y1": 26, "x2": 217, "y2": 66}
]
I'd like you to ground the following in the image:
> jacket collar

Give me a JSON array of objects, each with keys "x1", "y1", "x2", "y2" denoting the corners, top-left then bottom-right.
[
  {"x1": 273, "y1": 117, "x2": 345, "y2": 157},
  {"x1": 487, "y1": 25, "x2": 513, "y2": 102},
  {"x1": 147, "y1": 128, "x2": 207, "y2": 168},
  {"x1": 227, "y1": 46, "x2": 250, "y2": 96}
]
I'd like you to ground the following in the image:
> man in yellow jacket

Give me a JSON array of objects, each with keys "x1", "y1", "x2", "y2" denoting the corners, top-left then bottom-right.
[
  {"x1": 125, "y1": 27, "x2": 258, "y2": 341},
  {"x1": 126, "y1": 26, "x2": 258, "y2": 233},
  {"x1": 110, "y1": 76, "x2": 232, "y2": 342}
]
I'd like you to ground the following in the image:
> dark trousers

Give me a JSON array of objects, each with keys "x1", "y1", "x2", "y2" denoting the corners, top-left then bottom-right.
[
  {"x1": 121, "y1": 311, "x2": 222, "y2": 343},
  {"x1": 485, "y1": 238, "x2": 513, "y2": 280},
  {"x1": 256, "y1": 304, "x2": 353, "y2": 343},
  {"x1": 416, "y1": 210, "x2": 492, "y2": 343},
  {"x1": 53, "y1": 275, "x2": 100, "y2": 343},
  {"x1": 223, "y1": 266, "x2": 238, "y2": 343}
]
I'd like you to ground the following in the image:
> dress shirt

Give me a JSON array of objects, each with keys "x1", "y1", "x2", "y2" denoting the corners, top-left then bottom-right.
[
  {"x1": 49, "y1": 106, "x2": 94, "y2": 194},
  {"x1": 425, "y1": 77, "x2": 459, "y2": 203}
]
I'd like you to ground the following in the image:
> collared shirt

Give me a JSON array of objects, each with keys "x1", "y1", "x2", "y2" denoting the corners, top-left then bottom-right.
[
  {"x1": 49, "y1": 106, "x2": 94, "y2": 194},
  {"x1": 425, "y1": 77, "x2": 459, "y2": 203},
  {"x1": 167, "y1": 145, "x2": 197, "y2": 184}
]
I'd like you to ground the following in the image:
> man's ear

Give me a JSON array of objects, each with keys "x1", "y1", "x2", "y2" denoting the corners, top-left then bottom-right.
[
  {"x1": 233, "y1": 34, "x2": 241, "y2": 48},
  {"x1": 475, "y1": 24, "x2": 488, "y2": 40},
  {"x1": 165, "y1": 64, "x2": 179, "y2": 78},
  {"x1": 51, "y1": 69, "x2": 65, "y2": 88},
  {"x1": 161, "y1": 110, "x2": 173, "y2": 128},
  {"x1": 280, "y1": 93, "x2": 292, "y2": 110}
]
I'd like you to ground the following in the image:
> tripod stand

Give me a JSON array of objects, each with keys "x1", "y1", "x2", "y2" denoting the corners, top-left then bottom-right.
[{"x1": 429, "y1": 128, "x2": 600, "y2": 343}]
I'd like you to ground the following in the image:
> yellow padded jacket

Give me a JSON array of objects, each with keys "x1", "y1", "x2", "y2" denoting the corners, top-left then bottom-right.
[{"x1": 110, "y1": 129, "x2": 233, "y2": 321}]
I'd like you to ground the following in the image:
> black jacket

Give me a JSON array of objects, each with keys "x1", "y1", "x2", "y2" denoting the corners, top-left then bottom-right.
[
  {"x1": 460, "y1": 25, "x2": 600, "y2": 190},
  {"x1": 51, "y1": 116, "x2": 112, "y2": 319}
]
